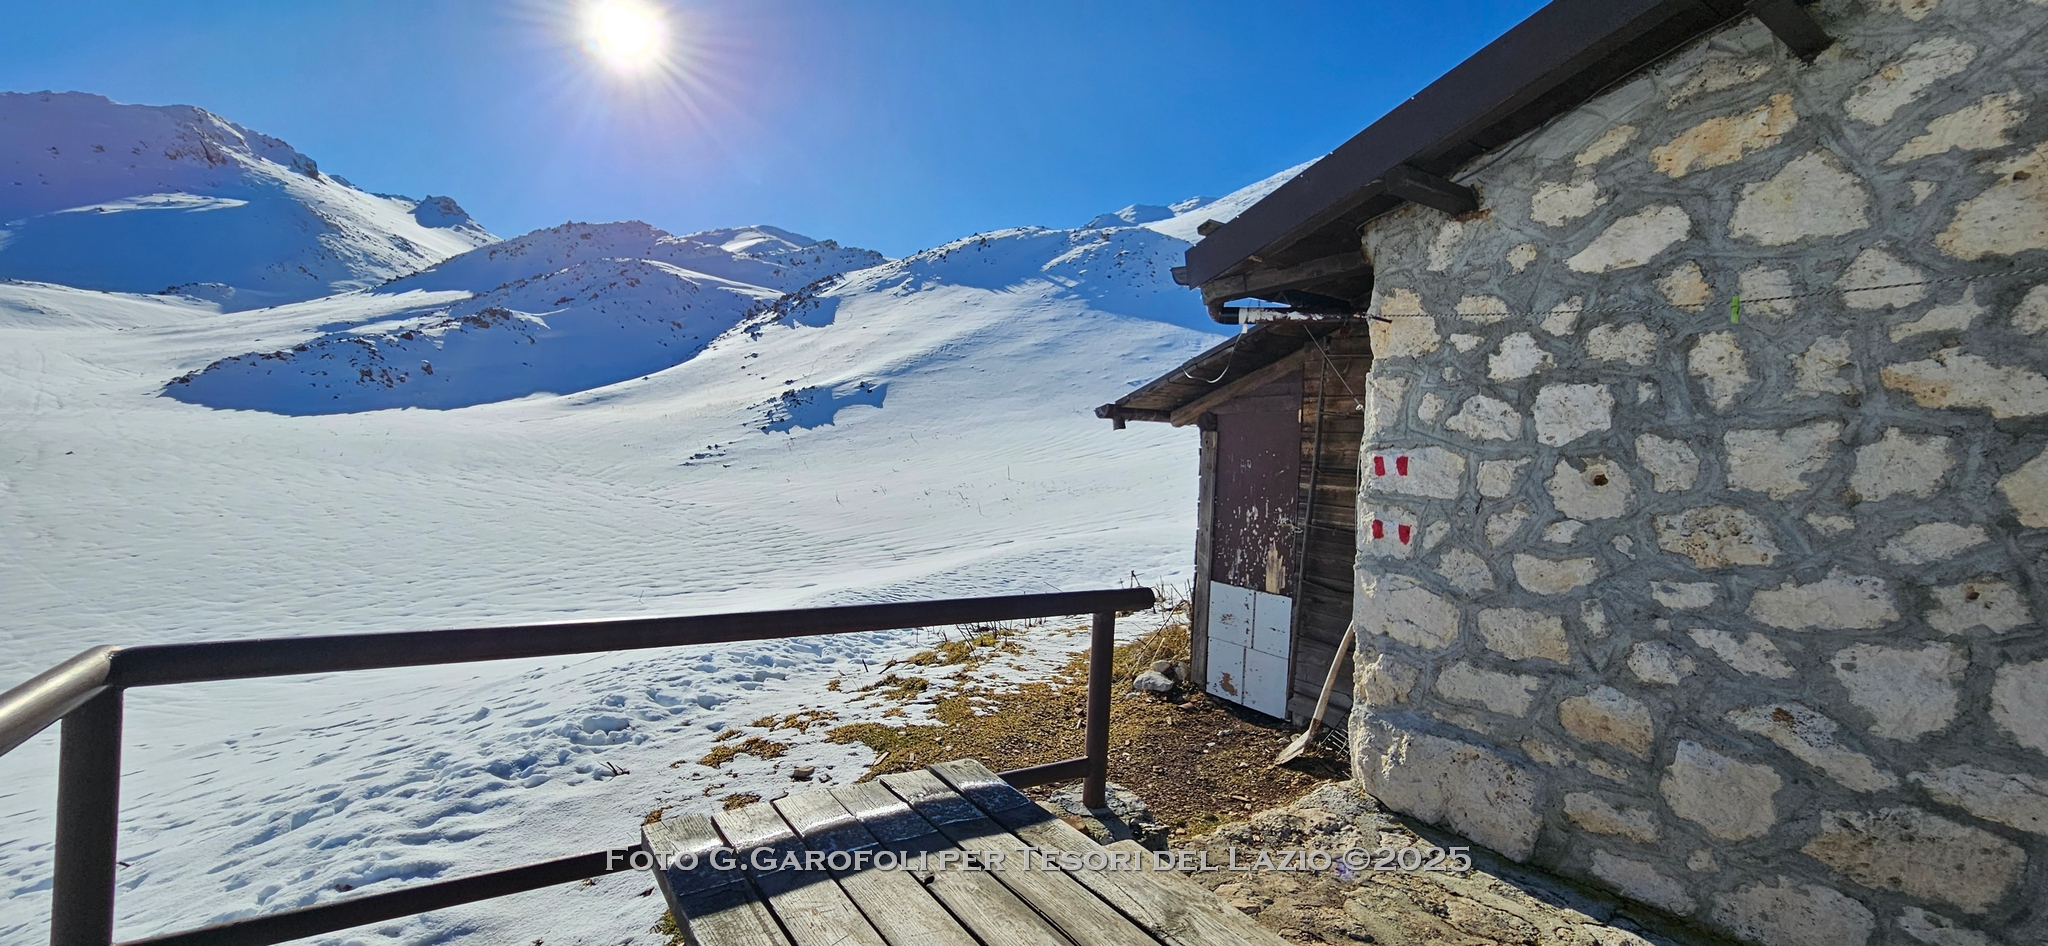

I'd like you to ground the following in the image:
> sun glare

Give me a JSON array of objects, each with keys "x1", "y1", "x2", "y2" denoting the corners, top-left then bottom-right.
[{"x1": 582, "y1": 0, "x2": 671, "y2": 74}]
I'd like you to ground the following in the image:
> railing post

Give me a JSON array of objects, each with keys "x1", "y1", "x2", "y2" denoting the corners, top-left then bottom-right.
[
  {"x1": 1082, "y1": 611, "x2": 1114, "y2": 809},
  {"x1": 51, "y1": 687, "x2": 122, "y2": 946}
]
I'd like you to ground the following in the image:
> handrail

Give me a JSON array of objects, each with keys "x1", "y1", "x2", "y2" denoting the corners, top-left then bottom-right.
[
  {"x1": 0, "y1": 646, "x2": 115, "y2": 757},
  {"x1": 107, "y1": 589, "x2": 1152, "y2": 687},
  {"x1": 0, "y1": 586, "x2": 1154, "y2": 946}
]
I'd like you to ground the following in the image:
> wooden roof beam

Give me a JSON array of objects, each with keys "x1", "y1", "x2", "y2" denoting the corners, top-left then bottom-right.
[
  {"x1": 1746, "y1": 0, "x2": 1831, "y2": 59},
  {"x1": 1168, "y1": 349, "x2": 1308, "y2": 427},
  {"x1": 1199, "y1": 251, "x2": 1369, "y2": 307}
]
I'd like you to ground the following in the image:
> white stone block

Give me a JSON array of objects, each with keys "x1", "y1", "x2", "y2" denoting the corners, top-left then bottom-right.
[
  {"x1": 1511, "y1": 554, "x2": 1598, "y2": 595},
  {"x1": 1433, "y1": 662, "x2": 1543, "y2": 718},
  {"x1": 1926, "y1": 579, "x2": 2030, "y2": 635},
  {"x1": 1710, "y1": 878, "x2": 1875, "y2": 946},
  {"x1": 1353, "y1": 716, "x2": 1544, "y2": 861},
  {"x1": 1729, "y1": 151, "x2": 1873, "y2": 246},
  {"x1": 1879, "y1": 522, "x2": 1989, "y2": 565},
  {"x1": 1560, "y1": 686, "x2": 1653, "y2": 758},
  {"x1": 1433, "y1": 547, "x2": 1495, "y2": 595},
  {"x1": 1724, "y1": 422, "x2": 1841, "y2": 499},
  {"x1": 1650, "y1": 581, "x2": 1716, "y2": 609},
  {"x1": 1882, "y1": 348, "x2": 2048, "y2": 418},
  {"x1": 1991, "y1": 658, "x2": 2048, "y2": 755},
  {"x1": 1635, "y1": 434, "x2": 1700, "y2": 492},
  {"x1": 1477, "y1": 608, "x2": 1572, "y2": 664},
  {"x1": 1802, "y1": 807, "x2": 2024, "y2": 913},
  {"x1": 1749, "y1": 570, "x2": 1897, "y2": 630},
  {"x1": 1655, "y1": 505, "x2": 1781, "y2": 569},
  {"x1": 1689, "y1": 628, "x2": 1795, "y2": 678},
  {"x1": 1726, "y1": 702, "x2": 1898, "y2": 792},
  {"x1": 1627, "y1": 641, "x2": 1697, "y2": 685},
  {"x1": 1476, "y1": 458, "x2": 1530, "y2": 498},
  {"x1": 1846, "y1": 36, "x2": 1977, "y2": 126},
  {"x1": 1689, "y1": 331, "x2": 1753, "y2": 410},
  {"x1": 1586, "y1": 322, "x2": 1657, "y2": 365},
  {"x1": 1910, "y1": 764, "x2": 2048, "y2": 836},
  {"x1": 1364, "y1": 446, "x2": 1466, "y2": 499},
  {"x1": 1661, "y1": 740, "x2": 1779, "y2": 840},
  {"x1": 1444, "y1": 395, "x2": 1521, "y2": 441},
  {"x1": 1360, "y1": 574, "x2": 1461, "y2": 650},
  {"x1": 1546, "y1": 457, "x2": 1633, "y2": 520},
  {"x1": 1831, "y1": 642, "x2": 1966, "y2": 740},
  {"x1": 1566, "y1": 205, "x2": 1690, "y2": 273},
  {"x1": 1563, "y1": 792, "x2": 1660, "y2": 843},
  {"x1": 1533, "y1": 383, "x2": 1614, "y2": 446},
  {"x1": 1997, "y1": 445, "x2": 2048, "y2": 527},
  {"x1": 1850, "y1": 428, "x2": 1953, "y2": 502}
]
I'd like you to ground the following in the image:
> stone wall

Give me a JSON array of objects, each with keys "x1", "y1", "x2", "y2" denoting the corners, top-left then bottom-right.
[{"x1": 1347, "y1": 2, "x2": 2048, "y2": 944}]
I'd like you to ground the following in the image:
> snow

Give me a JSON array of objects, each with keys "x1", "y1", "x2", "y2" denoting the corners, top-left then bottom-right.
[
  {"x1": 0, "y1": 94, "x2": 1305, "y2": 945},
  {"x1": 0, "y1": 92, "x2": 495, "y2": 309}
]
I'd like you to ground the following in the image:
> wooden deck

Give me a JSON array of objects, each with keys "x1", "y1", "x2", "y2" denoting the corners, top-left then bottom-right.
[{"x1": 642, "y1": 759, "x2": 1289, "y2": 946}]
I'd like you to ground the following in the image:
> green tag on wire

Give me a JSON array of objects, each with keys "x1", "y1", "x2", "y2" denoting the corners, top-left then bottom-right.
[{"x1": 1730, "y1": 295, "x2": 1741, "y2": 324}]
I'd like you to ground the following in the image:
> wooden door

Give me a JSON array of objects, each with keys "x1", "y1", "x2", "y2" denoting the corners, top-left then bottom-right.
[{"x1": 1201, "y1": 376, "x2": 1300, "y2": 718}]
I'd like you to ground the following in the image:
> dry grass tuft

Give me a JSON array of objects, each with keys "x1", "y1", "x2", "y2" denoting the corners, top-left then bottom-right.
[
  {"x1": 824, "y1": 617, "x2": 1342, "y2": 836},
  {"x1": 720, "y1": 792, "x2": 762, "y2": 811},
  {"x1": 696, "y1": 736, "x2": 790, "y2": 768}
]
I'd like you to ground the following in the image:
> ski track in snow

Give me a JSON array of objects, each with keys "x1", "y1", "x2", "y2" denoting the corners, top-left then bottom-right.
[{"x1": 0, "y1": 131, "x2": 1306, "y2": 943}]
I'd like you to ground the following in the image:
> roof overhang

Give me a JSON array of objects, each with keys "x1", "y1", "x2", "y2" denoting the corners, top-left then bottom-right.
[
  {"x1": 1097, "y1": 321, "x2": 1349, "y2": 428},
  {"x1": 1182, "y1": 0, "x2": 1787, "y2": 303}
]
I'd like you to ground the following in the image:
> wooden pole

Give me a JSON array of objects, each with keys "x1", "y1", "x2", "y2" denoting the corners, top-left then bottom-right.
[{"x1": 1082, "y1": 611, "x2": 1114, "y2": 809}]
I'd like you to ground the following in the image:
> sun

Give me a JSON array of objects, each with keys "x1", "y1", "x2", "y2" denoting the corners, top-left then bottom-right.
[{"x1": 581, "y1": 0, "x2": 671, "y2": 74}]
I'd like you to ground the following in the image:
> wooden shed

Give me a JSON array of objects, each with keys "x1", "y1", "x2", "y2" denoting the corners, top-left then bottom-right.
[{"x1": 1098, "y1": 319, "x2": 1370, "y2": 727}]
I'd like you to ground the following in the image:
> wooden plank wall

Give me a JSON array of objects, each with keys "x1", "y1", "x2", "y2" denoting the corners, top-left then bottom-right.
[{"x1": 1287, "y1": 326, "x2": 1372, "y2": 728}]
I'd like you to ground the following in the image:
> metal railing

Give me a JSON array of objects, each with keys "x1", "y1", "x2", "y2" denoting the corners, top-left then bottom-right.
[{"x1": 0, "y1": 587, "x2": 1154, "y2": 946}]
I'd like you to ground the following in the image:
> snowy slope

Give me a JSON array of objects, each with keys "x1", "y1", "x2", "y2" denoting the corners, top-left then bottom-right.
[
  {"x1": 0, "y1": 160, "x2": 1302, "y2": 944},
  {"x1": 1138, "y1": 161, "x2": 1313, "y2": 243},
  {"x1": 0, "y1": 92, "x2": 496, "y2": 308},
  {"x1": 160, "y1": 220, "x2": 890, "y2": 413},
  {"x1": 384, "y1": 221, "x2": 884, "y2": 296}
]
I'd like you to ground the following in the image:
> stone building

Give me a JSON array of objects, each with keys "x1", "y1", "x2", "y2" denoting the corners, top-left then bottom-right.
[{"x1": 1118, "y1": 0, "x2": 2048, "y2": 942}]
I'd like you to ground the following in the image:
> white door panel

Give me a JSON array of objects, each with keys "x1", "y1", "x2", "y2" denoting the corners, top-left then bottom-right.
[
  {"x1": 1207, "y1": 641, "x2": 1246, "y2": 703},
  {"x1": 1208, "y1": 582, "x2": 1254, "y2": 650},
  {"x1": 1205, "y1": 580, "x2": 1292, "y2": 718},
  {"x1": 1251, "y1": 591, "x2": 1293, "y2": 658},
  {"x1": 1243, "y1": 646, "x2": 1290, "y2": 718}
]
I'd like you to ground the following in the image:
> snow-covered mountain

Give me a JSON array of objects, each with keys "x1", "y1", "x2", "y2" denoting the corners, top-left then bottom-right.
[
  {"x1": 154, "y1": 168, "x2": 1309, "y2": 416},
  {"x1": 384, "y1": 220, "x2": 884, "y2": 296},
  {"x1": 0, "y1": 91, "x2": 496, "y2": 308},
  {"x1": 0, "y1": 92, "x2": 1309, "y2": 945}
]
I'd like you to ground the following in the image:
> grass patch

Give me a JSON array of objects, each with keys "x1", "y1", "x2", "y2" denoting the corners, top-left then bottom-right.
[
  {"x1": 858, "y1": 673, "x2": 931, "y2": 701},
  {"x1": 893, "y1": 626, "x2": 1024, "y2": 671},
  {"x1": 696, "y1": 736, "x2": 790, "y2": 768},
  {"x1": 721, "y1": 792, "x2": 762, "y2": 811},
  {"x1": 749, "y1": 708, "x2": 839, "y2": 733},
  {"x1": 823, "y1": 615, "x2": 1340, "y2": 836}
]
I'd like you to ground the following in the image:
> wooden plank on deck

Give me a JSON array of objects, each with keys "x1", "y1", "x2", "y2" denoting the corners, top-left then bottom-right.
[
  {"x1": 930, "y1": 760, "x2": 1290, "y2": 946},
  {"x1": 830, "y1": 780, "x2": 1077, "y2": 946},
  {"x1": 713, "y1": 802, "x2": 889, "y2": 946},
  {"x1": 772, "y1": 788, "x2": 982, "y2": 946},
  {"x1": 643, "y1": 813, "x2": 791, "y2": 946},
  {"x1": 879, "y1": 770, "x2": 1159, "y2": 946}
]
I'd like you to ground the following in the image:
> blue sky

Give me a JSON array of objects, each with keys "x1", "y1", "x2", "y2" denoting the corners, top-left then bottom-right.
[{"x1": 2, "y1": 0, "x2": 1547, "y2": 257}]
